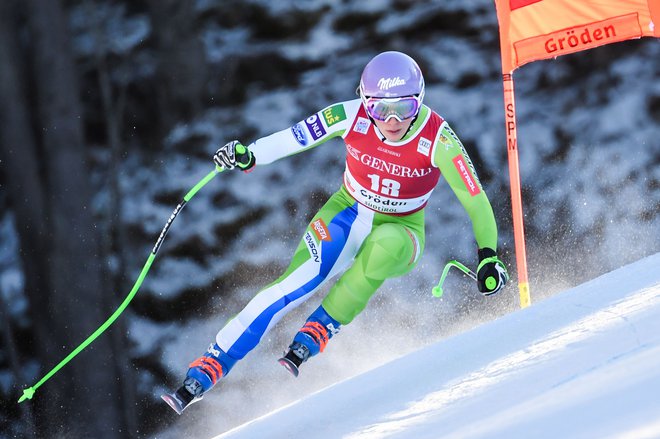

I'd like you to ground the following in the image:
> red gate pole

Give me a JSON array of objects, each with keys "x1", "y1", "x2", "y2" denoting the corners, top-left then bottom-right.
[{"x1": 502, "y1": 73, "x2": 531, "y2": 308}]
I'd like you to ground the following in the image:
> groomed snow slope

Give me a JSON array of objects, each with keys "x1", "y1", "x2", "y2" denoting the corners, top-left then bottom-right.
[{"x1": 213, "y1": 252, "x2": 660, "y2": 439}]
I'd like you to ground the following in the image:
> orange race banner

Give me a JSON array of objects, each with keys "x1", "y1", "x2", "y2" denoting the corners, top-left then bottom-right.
[
  {"x1": 492, "y1": 0, "x2": 659, "y2": 308},
  {"x1": 494, "y1": 0, "x2": 660, "y2": 73},
  {"x1": 510, "y1": 0, "x2": 543, "y2": 10}
]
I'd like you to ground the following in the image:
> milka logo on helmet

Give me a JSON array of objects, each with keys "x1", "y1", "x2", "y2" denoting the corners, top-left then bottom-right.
[{"x1": 377, "y1": 77, "x2": 406, "y2": 90}]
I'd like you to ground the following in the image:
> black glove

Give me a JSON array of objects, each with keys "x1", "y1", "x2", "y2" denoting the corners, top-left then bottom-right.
[
  {"x1": 477, "y1": 248, "x2": 509, "y2": 296},
  {"x1": 213, "y1": 140, "x2": 255, "y2": 171}
]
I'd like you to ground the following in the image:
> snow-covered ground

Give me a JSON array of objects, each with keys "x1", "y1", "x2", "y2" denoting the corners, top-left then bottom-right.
[{"x1": 203, "y1": 252, "x2": 660, "y2": 439}]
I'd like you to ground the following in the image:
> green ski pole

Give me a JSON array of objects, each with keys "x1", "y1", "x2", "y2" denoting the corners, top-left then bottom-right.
[
  {"x1": 431, "y1": 260, "x2": 477, "y2": 298},
  {"x1": 18, "y1": 166, "x2": 223, "y2": 403}
]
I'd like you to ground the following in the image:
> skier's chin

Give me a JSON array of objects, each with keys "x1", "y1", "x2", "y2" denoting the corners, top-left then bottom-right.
[
  {"x1": 382, "y1": 129, "x2": 405, "y2": 141},
  {"x1": 375, "y1": 119, "x2": 413, "y2": 142}
]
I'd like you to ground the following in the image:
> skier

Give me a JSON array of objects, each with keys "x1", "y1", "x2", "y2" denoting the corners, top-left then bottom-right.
[{"x1": 162, "y1": 51, "x2": 509, "y2": 414}]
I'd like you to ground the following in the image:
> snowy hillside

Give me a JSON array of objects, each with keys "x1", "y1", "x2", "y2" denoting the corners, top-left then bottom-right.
[{"x1": 203, "y1": 252, "x2": 660, "y2": 439}]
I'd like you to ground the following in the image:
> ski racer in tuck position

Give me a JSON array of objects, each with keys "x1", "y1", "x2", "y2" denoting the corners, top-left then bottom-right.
[{"x1": 162, "y1": 51, "x2": 509, "y2": 414}]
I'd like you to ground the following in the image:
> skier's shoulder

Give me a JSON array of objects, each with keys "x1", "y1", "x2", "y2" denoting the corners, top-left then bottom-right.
[
  {"x1": 308, "y1": 98, "x2": 362, "y2": 140},
  {"x1": 291, "y1": 98, "x2": 362, "y2": 147},
  {"x1": 404, "y1": 105, "x2": 446, "y2": 140},
  {"x1": 419, "y1": 106, "x2": 462, "y2": 145},
  {"x1": 420, "y1": 105, "x2": 448, "y2": 129}
]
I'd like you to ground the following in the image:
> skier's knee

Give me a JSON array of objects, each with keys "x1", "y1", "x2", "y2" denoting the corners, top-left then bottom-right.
[{"x1": 359, "y1": 224, "x2": 420, "y2": 279}]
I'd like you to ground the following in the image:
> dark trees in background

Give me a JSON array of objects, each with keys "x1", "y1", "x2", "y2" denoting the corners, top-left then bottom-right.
[
  {"x1": 146, "y1": 0, "x2": 207, "y2": 142},
  {"x1": 1, "y1": 0, "x2": 209, "y2": 435},
  {"x1": 0, "y1": 5, "x2": 43, "y2": 437},
  {"x1": 0, "y1": 0, "x2": 134, "y2": 436}
]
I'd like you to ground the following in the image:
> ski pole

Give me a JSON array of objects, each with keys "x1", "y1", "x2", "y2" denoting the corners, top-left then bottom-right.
[
  {"x1": 431, "y1": 260, "x2": 477, "y2": 298},
  {"x1": 18, "y1": 166, "x2": 223, "y2": 403}
]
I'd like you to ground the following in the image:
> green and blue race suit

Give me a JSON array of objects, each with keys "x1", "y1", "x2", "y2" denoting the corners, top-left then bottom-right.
[{"x1": 215, "y1": 98, "x2": 498, "y2": 366}]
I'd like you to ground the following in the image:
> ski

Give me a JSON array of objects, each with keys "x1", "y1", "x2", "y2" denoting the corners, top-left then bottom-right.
[
  {"x1": 161, "y1": 387, "x2": 203, "y2": 415},
  {"x1": 278, "y1": 350, "x2": 303, "y2": 377}
]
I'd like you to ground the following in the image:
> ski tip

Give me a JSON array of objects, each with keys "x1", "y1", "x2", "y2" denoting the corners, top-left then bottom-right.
[
  {"x1": 161, "y1": 393, "x2": 184, "y2": 415},
  {"x1": 278, "y1": 357, "x2": 300, "y2": 377}
]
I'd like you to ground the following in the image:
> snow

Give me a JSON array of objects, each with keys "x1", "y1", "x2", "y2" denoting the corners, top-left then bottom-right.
[{"x1": 205, "y1": 252, "x2": 660, "y2": 439}]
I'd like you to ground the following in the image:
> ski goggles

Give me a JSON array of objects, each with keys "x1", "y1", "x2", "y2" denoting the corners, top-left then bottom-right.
[{"x1": 362, "y1": 95, "x2": 422, "y2": 122}]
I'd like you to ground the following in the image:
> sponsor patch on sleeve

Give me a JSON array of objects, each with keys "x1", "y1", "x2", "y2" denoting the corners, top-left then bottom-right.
[
  {"x1": 438, "y1": 133, "x2": 453, "y2": 150},
  {"x1": 322, "y1": 104, "x2": 347, "y2": 127},
  {"x1": 452, "y1": 155, "x2": 481, "y2": 196},
  {"x1": 312, "y1": 218, "x2": 331, "y2": 241},
  {"x1": 305, "y1": 114, "x2": 327, "y2": 141},
  {"x1": 291, "y1": 123, "x2": 308, "y2": 146}
]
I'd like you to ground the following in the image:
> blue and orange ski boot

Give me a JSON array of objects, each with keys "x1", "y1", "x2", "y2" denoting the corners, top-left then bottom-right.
[
  {"x1": 162, "y1": 343, "x2": 237, "y2": 414},
  {"x1": 278, "y1": 305, "x2": 341, "y2": 377}
]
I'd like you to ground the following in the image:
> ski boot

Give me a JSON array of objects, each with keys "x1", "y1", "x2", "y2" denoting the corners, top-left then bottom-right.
[
  {"x1": 162, "y1": 343, "x2": 237, "y2": 414},
  {"x1": 278, "y1": 305, "x2": 341, "y2": 377}
]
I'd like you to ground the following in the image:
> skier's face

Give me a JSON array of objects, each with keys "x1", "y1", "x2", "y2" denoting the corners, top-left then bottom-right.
[{"x1": 373, "y1": 117, "x2": 414, "y2": 142}]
